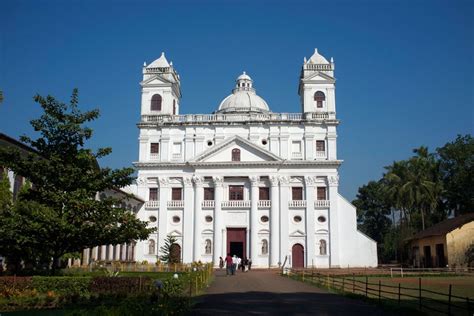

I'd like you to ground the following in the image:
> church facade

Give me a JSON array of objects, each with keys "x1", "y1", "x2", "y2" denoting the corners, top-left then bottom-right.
[{"x1": 132, "y1": 49, "x2": 377, "y2": 268}]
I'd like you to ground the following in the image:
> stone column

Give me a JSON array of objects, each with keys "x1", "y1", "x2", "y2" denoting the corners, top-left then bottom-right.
[
  {"x1": 212, "y1": 176, "x2": 224, "y2": 266},
  {"x1": 269, "y1": 175, "x2": 280, "y2": 267},
  {"x1": 305, "y1": 176, "x2": 316, "y2": 268},
  {"x1": 328, "y1": 175, "x2": 340, "y2": 267},
  {"x1": 192, "y1": 176, "x2": 203, "y2": 261},
  {"x1": 158, "y1": 177, "x2": 169, "y2": 258},
  {"x1": 250, "y1": 175, "x2": 260, "y2": 262},
  {"x1": 279, "y1": 176, "x2": 290, "y2": 266},
  {"x1": 183, "y1": 177, "x2": 194, "y2": 263}
]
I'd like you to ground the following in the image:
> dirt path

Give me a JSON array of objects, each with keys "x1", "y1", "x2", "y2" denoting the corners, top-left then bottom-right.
[{"x1": 191, "y1": 269, "x2": 396, "y2": 315}]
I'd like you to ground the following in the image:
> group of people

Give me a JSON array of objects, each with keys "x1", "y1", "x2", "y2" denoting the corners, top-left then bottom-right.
[{"x1": 219, "y1": 254, "x2": 252, "y2": 275}]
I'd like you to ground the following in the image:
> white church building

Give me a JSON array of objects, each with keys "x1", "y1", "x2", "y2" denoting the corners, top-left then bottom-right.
[{"x1": 131, "y1": 49, "x2": 377, "y2": 268}]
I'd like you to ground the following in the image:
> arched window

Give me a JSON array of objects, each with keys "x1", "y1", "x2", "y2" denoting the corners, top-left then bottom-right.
[
  {"x1": 262, "y1": 239, "x2": 269, "y2": 255},
  {"x1": 205, "y1": 239, "x2": 212, "y2": 254},
  {"x1": 151, "y1": 94, "x2": 162, "y2": 111},
  {"x1": 232, "y1": 148, "x2": 241, "y2": 161},
  {"x1": 319, "y1": 239, "x2": 327, "y2": 255},
  {"x1": 314, "y1": 91, "x2": 325, "y2": 108},
  {"x1": 148, "y1": 239, "x2": 155, "y2": 255}
]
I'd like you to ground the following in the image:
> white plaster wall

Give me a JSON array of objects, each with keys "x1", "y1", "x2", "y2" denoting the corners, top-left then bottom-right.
[{"x1": 336, "y1": 194, "x2": 378, "y2": 267}]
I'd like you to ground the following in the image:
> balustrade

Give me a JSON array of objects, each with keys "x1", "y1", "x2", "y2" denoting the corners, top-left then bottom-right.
[
  {"x1": 257, "y1": 200, "x2": 271, "y2": 208},
  {"x1": 292, "y1": 152, "x2": 303, "y2": 160},
  {"x1": 221, "y1": 200, "x2": 251, "y2": 208},
  {"x1": 289, "y1": 200, "x2": 307, "y2": 208},
  {"x1": 145, "y1": 200, "x2": 160, "y2": 209},
  {"x1": 314, "y1": 200, "x2": 330, "y2": 208},
  {"x1": 140, "y1": 111, "x2": 335, "y2": 125},
  {"x1": 315, "y1": 151, "x2": 326, "y2": 158},
  {"x1": 149, "y1": 153, "x2": 160, "y2": 160},
  {"x1": 167, "y1": 200, "x2": 184, "y2": 208},
  {"x1": 201, "y1": 200, "x2": 215, "y2": 208}
]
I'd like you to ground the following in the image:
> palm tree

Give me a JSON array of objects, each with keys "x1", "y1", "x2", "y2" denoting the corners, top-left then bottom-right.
[{"x1": 403, "y1": 147, "x2": 443, "y2": 230}]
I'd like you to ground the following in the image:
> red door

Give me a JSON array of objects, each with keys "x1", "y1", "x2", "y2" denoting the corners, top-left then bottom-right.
[
  {"x1": 227, "y1": 228, "x2": 246, "y2": 259},
  {"x1": 292, "y1": 244, "x2": 304, "y2": 268}
]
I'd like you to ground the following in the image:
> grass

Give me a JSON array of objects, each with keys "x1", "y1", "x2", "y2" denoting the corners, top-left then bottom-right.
[{"x1": 290, "y1": 273, "x2": 474, "y2": 316}]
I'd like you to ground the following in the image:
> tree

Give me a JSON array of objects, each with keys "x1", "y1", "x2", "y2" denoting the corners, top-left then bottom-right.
[
  {"x1": 0, "y1": 89, "x2": 154, "y2": 272},
  {"x1": 402, "y1": 147, "x2": 444, "y2": 230},
  {"x1": 353, "y1": 180, "x2": 392, "y2": 244},
  {"x1": 437, "y1": 135, "x2": 474, "y2": 216},
  {"x1": 159, "y1": 235, "x2": 180, "y2": 264}
]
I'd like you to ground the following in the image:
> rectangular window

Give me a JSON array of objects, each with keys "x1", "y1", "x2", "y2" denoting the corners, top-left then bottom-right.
[
  {"x1": 292, "y1": 187, "x2": 303, "y2": 200},
  {"x1": 150, "y1": 143, "x2": 159, "y2": 154},
  {"x1": 149, "y1": 188, "x2": 158, "y2": 201},
  {"x1": 172, "y1": 188, "x2": 182, "y2": 200},
  {"x1": 259, "y1": 187, "x2": 270, "y2": 200},
  {"x1": 229, "y1": 185, "x2": 244, "y2": 200},
  {"x1": 204, "y1": 187, "x2": 214, "y2": 200},
  {"x1": 316, "y1": 140, "x2": 325, "y2": 152},
  {"x1": 317, "y1": 187, "x2": 327, "y2": 200},
  {"x1": 317, "y1": 100, "x2": 323, "y2": 108}
]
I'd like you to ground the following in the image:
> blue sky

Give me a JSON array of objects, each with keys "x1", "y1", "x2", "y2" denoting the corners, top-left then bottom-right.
[{"x1": 1, "y1": 0, "x2": 473, "y2": 200}]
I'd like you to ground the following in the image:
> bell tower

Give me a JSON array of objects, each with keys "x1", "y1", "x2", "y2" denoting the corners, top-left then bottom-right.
[
  {"x1": 140, "y1": 52, "x2": 181, "y2": 116},
  {"x1": 298, "y1": 48, "x2": 336, "y2": 114}
]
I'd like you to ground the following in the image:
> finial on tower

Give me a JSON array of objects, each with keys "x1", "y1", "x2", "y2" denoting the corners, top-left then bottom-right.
[
  {"x1": 304, "y1": 57, "x2": 307, "y2": 63},
  {"x1": 170, "y1": 61, "x2": 173, "y2": 66},
  {"x1": 143, "y1": 61, "x2": 147, "y2": 67},
  {"x1": 330, "y1": 57, "x2": 334, "y2": 63},
  {"x1": 161, "y1": 52, "x2": 165, "y2": 57},
  {"x1": 314, "y1": 48, "x2": 318, "y2": 54}
]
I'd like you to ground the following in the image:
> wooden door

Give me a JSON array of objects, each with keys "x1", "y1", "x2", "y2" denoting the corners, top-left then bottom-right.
[{"x1": 292, "y1": 244, "x2": 304, "y2": 268}]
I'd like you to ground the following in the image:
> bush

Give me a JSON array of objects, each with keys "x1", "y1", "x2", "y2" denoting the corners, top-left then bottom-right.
[
  {"x1": 90, "y1": 277, "x2": 152, "y2": 295},
  {"x1": 32, "y1": 276, "x2": 91, "y2": 296}
]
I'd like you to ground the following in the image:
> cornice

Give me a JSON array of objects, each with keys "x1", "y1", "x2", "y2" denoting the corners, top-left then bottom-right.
[{"x1": 133, "y1": 160, "x2": 343, "y2": 169}]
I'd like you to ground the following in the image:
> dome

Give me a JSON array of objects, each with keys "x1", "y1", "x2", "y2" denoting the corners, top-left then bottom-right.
[
  {"x1": 147, "y1": 52, "x2": 170, "y2": 68},
  {"x1": 308, "y1": 48, "x2": 329, "y2": 64},
  {"x1": 216, "y1": 72, "x2": 270, "y2": 113}
]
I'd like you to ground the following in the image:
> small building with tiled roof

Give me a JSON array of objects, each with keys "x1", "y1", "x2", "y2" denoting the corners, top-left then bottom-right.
[{"x1": 408, "y1": 213, "x2": 474, "y2": 268}]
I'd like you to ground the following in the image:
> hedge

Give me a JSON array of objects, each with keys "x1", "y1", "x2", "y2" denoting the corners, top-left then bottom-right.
[{"x1": 32, "y1": 276, "x2": 92, "y2": 296}]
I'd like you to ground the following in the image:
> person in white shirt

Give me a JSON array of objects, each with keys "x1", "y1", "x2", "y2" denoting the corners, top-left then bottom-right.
[{"x1": 232, "y1": 255, "x2": 239, "y2": 275}]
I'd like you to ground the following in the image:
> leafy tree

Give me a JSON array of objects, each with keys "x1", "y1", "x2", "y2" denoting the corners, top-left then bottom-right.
[
  {"x1": 437, "y1": 135, "x2": 474, "y2": 216},
  {"x1": 0, "y1": 89, "x2": 154, "y2": 272},
  {"x1": 353, "y1": 181, "x2": 392, "y2": 243},
  {"x1": 160, "y1": 235, "x2": 180, "y2": 264}
]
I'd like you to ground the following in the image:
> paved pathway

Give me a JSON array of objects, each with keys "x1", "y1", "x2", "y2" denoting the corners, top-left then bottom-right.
[{"x1": 191, "y1": 269, "x2": 397, "y2": 315}]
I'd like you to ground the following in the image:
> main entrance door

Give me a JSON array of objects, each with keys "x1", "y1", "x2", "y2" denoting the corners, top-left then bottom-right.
[
  {"x1": 292, "y1": 244, "x2": 304, "y2": 268},
  {"x1": 227, "y1": 228, "x2": 246, "y2": 259}
]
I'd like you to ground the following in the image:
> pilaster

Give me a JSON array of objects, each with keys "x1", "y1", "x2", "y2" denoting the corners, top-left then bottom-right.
[
  {"x1": 192, "y1": 175, "x2": 203, "y2": 261},
  {"x1": 183, "y1": 177, "x2": 194, "y2": 263},
  {"x1": 158, "y1": 177, "x2": 169, "y2": 258},
  {"x1": 212, "y1": 176, "x2": 224, "y2": 266},
  {"x1": 250, "y1": 175, "x2": 260, "y2": 262},
  {"x1": 305, "y1": 176, "x2": 316, "y2": 267},
  {"x1": 269, "y1": 175, "x2": 280, "y2": 267},
  {"x1": 328, "y1": 175, "x2": 340, "y2": 267},
  {"x1": 279, "y1": 175, "x2": 290, "y2": 265}
]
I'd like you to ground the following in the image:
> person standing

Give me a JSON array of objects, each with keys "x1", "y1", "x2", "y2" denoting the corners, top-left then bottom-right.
[
  {"x1": 219, "y1": 256, "x2": 224, "y2": 269},
  {"x1": 232, "y1": 255, "x2": 238, "y2": 275},
  {"x1": 225, "y1": 253, "x2": 233, "y2": 276},
  {"x1": 248, "y1": 258, "x2": 252, "y2": 271}
]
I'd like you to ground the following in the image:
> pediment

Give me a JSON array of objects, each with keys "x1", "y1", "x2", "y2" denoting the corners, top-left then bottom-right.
[
  {"x1": 302, "y1": 71, "x2": 334, "y2": 82},
  {"x1": 140, "y1": 74, "x2": 173, "y2": 86},
  {"x1": 190, "y1": 136, "x2": 282, "y2": 164},
  {"x1": 289, "y1": 229, "x2": 306, "y2": 237}
]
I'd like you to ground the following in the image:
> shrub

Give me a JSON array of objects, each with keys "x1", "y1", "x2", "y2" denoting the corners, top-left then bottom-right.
[
  {"x1": 0, "y1": 276, "x2": 33, "y2": 298},
  {"x1": 32, "y1": 276, "x2": 91, "y2": 296},
  {"x1": 90, "y1": 277, "x2": 152, "y2": 295}
]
